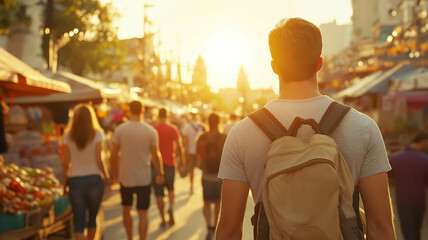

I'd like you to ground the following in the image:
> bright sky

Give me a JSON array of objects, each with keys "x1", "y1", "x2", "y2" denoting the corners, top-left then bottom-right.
[{"x1": 104, "y1": 0, "x2": 352, "y2": 93}]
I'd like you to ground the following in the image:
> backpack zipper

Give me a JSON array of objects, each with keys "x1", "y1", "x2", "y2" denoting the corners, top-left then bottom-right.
[
  {"x1": 266, "y1": 158, "x2": 335, "y2": 182},
  {"x1": 268, "y1": 142, "x2": 337, "y2": 159}
]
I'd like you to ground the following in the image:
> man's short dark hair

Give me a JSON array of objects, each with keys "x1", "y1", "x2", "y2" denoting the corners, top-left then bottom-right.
[
  {"x1": 159, "y1": 108, "x2": 167, "y2": 119},
  {"x1": 208, "y1": 113, "x2": 219, "y2": 130},
  {"x1": 129, "y1": 100, "x2": 143, "y2": 115},
  {"x1": 269, "y1": 18, "x2": 322, "y2": 80},
  {"x1": 412, "y1": 132, "x2": 428, "y2": 143}
]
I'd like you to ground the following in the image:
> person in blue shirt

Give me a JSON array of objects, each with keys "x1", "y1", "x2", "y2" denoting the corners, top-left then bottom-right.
[{"x1": 389, "y1": 131, "x2": 428, "y2": 240}]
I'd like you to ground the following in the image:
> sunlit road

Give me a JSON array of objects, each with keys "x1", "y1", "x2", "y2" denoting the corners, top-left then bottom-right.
[
  {"x1": 99, "y1": 169, "x2": 427, "y2": 240},
  {"x1": 100, "y1": 169, "x2": 254, "y2": 240}
]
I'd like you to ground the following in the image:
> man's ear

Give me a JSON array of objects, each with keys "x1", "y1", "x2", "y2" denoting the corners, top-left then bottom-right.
[
  {"x1": 271, "y1": 60, "x2": 280, "y2": 75},
  {"x1": 316, "y1": 57, "x2": 323, "y2": 72}
]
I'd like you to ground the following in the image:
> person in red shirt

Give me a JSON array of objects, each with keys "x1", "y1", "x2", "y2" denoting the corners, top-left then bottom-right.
[{"x1": 152, "y1": 107, "x2": 185, "y2": 227}]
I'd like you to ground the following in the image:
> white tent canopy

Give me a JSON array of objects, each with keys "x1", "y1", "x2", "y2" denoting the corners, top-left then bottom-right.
[
  {"x1": 13, "y1": 71, "x2": 122, "y2": 104},
  {"x1": 0, "y1": 47, "x2": 71, "y2": 96}
]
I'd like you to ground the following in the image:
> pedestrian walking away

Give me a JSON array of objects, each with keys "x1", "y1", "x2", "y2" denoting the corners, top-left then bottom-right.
[
  {"x1": 389, "y1": 131, "x2": 428, "y2": 240},
  {"x1": 196, "y1": 113, "x2": 227, "y2": 240},
  {"x1": 216, "y1": 18, "x2": 396, "y2": 240},
  {"x1": 183, "y1": 110, "x2": 205, "y2": 195},
  {"x1": 62, "y1": 104, "x2": 110, "y2": 240},
  {"x1": 152, "y1": 107, "x2": 185, "y2": 228},
  {"x1": 109, "y1": 100, "x2": 165, "y2": 240},
  {"x1": 223, "y1": 113, "x2": 239, "y2": 135}
]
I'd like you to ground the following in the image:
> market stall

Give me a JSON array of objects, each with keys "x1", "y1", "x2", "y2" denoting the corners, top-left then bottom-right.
[
  {"x1": 12, "y1": 70, "x2": 122, "y2": 104},
  {"x1": 0, "y1": 47, "x2": 72, "y2": 239}
]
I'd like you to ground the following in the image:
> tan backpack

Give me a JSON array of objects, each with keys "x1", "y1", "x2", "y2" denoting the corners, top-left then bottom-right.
[{"x1": 249, "y1": 101, "x2": 364, "y2": 240}]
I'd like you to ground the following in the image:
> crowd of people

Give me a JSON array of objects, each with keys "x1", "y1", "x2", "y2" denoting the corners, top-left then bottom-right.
[{"x1": 61, "y1": 100, "x2": 236, "y2": 240}]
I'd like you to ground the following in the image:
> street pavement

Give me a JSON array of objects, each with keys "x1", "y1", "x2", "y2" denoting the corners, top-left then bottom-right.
[
  {"x1": 99, "y1": 168, "x2": 428, "y2": 240},
  {"x1": 100, "y1": 169, "x2": 254, "y2": 240}
]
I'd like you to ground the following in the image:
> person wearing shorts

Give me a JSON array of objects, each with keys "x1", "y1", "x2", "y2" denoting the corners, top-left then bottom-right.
[
  {"x1": 183, "y1": 110, "x2": 204, "y2": 194},
  {"x1": 120, "y1": 184, "x2": 151, "y2": 210},
  {"x1": 110, "y1": 100, "x2": 164, "y2": 240},
  {"x1": 196, "y1": 113, "x2": 226, "y2": 240},
  {"x1": 152, "y1": 108, "x2": 184, "y2": 227}
]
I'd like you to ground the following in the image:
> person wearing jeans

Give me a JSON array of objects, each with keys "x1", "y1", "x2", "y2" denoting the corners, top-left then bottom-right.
[{"x1": 63, "y1": 104, "x2": 110, "y2": 240}]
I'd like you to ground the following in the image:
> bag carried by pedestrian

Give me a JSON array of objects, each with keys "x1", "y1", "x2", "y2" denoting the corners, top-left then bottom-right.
[
  {"x1": 249, "y1": 101, "x2": 364, "y2": 240},
  {"x1": 198, "y1": 133, "x2": 222, "y2": 175}
]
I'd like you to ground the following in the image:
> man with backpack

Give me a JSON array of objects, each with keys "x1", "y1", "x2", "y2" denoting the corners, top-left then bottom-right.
[
  {"x1": 216, "y1": 18, "x2": 396, "y2": 239},
  {"x1": 196, "y1": 113, "x2": 227, "y2": 240}
]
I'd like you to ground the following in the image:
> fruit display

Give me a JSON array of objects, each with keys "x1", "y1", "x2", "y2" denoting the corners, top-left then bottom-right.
[{"x1": 0, "y1": 162, "x2": 62, "y2": 215}]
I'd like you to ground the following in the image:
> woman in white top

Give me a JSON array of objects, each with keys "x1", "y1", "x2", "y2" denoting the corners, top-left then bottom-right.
[{"x1": 63, "y1": 104, "x2": 109, "y2": 240}]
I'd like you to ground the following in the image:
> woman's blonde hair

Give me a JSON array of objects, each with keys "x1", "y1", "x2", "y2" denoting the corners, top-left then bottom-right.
[{"x1": 65, "y1": 104, "x2": 102, "y2": 150}]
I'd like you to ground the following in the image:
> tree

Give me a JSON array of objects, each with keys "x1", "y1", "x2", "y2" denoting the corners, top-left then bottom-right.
[
  {"x1": 0, "y1": 0, "x2": 31, "y2": 35},
  {"x1": 42, "y1": 0, "x2": 124, "y2": 76}
]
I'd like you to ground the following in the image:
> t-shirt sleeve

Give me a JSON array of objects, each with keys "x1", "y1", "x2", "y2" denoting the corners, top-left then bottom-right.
[
  {"x1": 182, "y1": 126, "x2": 189, "y2": 136},
  {"x1": 387, "y1": 156, "x2": 395, "y2": 178},
  {"x1": 217, "y1": 128, "x2": 248, "y2": 182},
  {"x1": 151, "y1": 128, "x2": 158, "y2": 147},
  {"x1": 63, "y1": 132, "x2": 70, "y2": 145},
  {"x1": 359, "y1": 118, "x2": 392, "y2": 179},
  {"x1": 94, "y1": 130, "x2": 105, "y2": 143},
  {"x1": 113, "y1": 127, "x2": 120, "y2": 145},
  {"x1": 173, "y1": 126, "x2": 180, "y2": 140}
]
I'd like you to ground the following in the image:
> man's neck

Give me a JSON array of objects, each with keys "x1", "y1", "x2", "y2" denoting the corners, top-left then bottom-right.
[
  {"x1": 159, "y1": 118, "x2": 167, "y2": 124},
  {"x1": 278, "y1": 76, "x2": 321, "y2": 100},
  {"x1": 129, "y1": 115, "x2": 142, "y2": 122},
  {"x1": 409, "y1": 143, "x2": 422, "y2": 152}
]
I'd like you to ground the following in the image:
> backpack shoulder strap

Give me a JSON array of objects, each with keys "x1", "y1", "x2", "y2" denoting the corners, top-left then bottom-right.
[
  {"x1": 319, "y1": 101, "x2": 351, "y2": 135},
  {"x1": 249, "y1": 108, "x2": 288, "y2": 142}
]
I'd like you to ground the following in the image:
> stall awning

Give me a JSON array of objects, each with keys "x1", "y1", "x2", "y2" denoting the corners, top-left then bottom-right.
[
  {"x1": 389, "y1": 71, "x2": 428, "y2": 92},
  {"x1": 333, "y1": 62, "x2": 420, "y2": 99},
  {"x1": 333, "y1": 71, "x2": 384, "y2": 100},
  {"x1": 0, "y1": 47, "x2": 71, "y2": 97},
  {"x1": 12, "y1": 71, "x2": 122, "y2": 104}
]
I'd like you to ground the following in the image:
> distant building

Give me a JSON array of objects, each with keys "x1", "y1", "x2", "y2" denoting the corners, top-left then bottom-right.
[
  {"x1": 320, "y1": 20, "x2": 352, "y2": 57},
  {"x1": 192, "y1": 56, "x2": 207, "y2": 86},
  {"x1": 351, "y1": 0, "x2": 379, "y2": 43}
]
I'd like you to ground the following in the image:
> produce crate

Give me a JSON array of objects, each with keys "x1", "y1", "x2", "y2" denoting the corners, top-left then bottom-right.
[
  {"x1": 54, "y1": 196, "x2": 70, "y2": 216},
  {"x1": 26, "y1": 205, "x2": 55, "y2": 228},
  {"x1": 0, "y1": 212, "x2": 26, "y2": 232}
]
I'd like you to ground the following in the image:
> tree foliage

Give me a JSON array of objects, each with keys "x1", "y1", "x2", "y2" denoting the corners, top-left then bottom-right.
[
  {"x1": 43, "y1": 0, "x2": 125, "y2": 76},
  {"x1": 0, "y1": 0, "x2": 31, "y2": 35}
]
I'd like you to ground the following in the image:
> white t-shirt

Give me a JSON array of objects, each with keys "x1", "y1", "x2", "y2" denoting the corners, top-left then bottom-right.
[
  {"x1": 183, "y1": 122, "x2": 204, "y2": 154},
  {"x1": 218, "y1": 95, "x2": 391, "y2": 203},
  {"x1": 64, "y1": 130, "x2": 104, "y2": 178},
  {"x1": 223, "y1": 120, "x2": 238, "y2": 135},
  {"x1": 113, "y1": 121, "x2": 158, "y2": 187}
]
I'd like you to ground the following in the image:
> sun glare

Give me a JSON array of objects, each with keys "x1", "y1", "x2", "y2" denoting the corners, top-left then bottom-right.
[{"x1": 203, "y1": 30, "x2": 251, "y2": 75}]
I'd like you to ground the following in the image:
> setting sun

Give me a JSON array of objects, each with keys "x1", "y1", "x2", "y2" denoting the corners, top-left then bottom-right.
[
  {"x1": 105, "y1": 0, "x2": 352, "y2": 92},
  {"x1": 203, "y1": 30, "x2": 251, "y2": 82}
]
